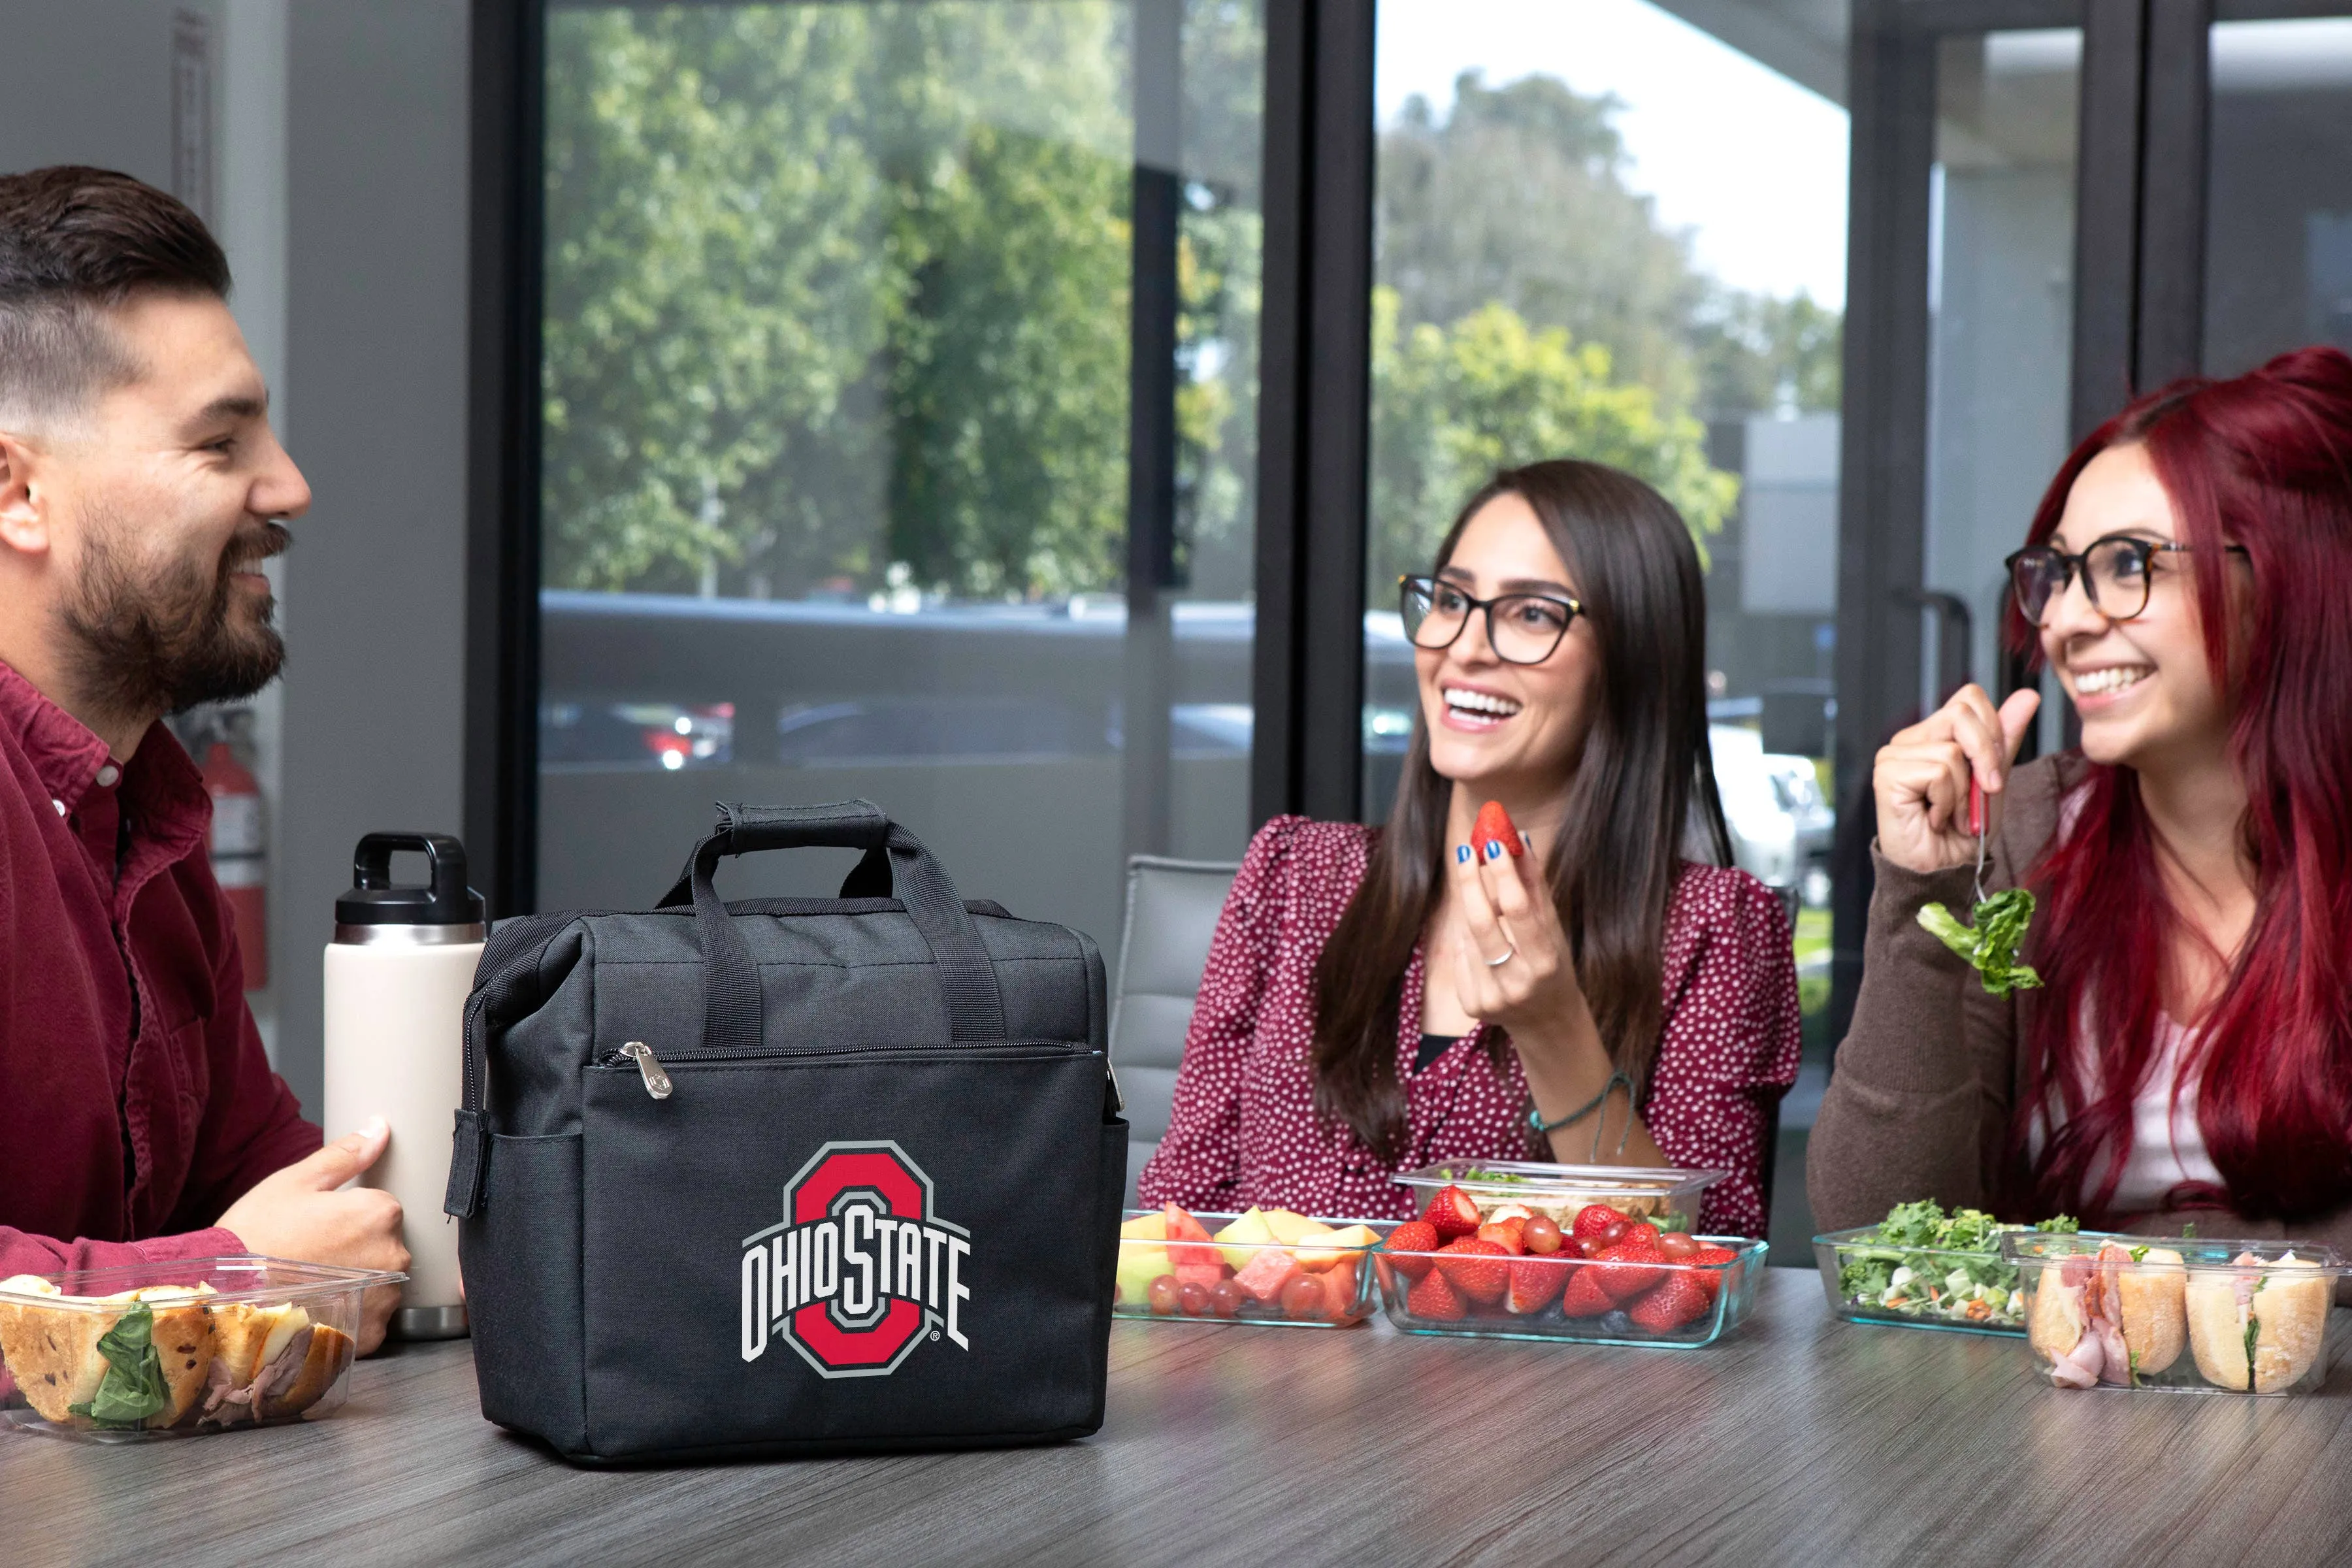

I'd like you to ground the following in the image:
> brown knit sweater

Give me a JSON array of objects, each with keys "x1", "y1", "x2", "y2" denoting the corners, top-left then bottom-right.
[{"x1": 1806, "y1": 753, "x2": 2352, "y2": 1267}]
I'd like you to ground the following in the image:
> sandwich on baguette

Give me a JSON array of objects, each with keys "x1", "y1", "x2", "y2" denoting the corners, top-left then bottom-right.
[
  {"x1": 0, "y1": 1279, "x2": 218, "y2": 1428},
  {"x1": 199, "y1": 1301, "x2": 354, "y2": 1427},
  {"x1": 2185, "y1": 1252, "x2": 2330, "y2": 1393},
  {"x1": 2026, "y1": 1240, "x2": 2187, "y2": 1388},
  {"x1": 0, "y1": 1277, "x2": 354, "y2": 1429}
]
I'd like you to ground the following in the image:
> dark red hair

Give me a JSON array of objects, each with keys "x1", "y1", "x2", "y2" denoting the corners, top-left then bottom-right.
[{"x1": 2004, "y1": 346, "x2": 2352, "y2": 1224}]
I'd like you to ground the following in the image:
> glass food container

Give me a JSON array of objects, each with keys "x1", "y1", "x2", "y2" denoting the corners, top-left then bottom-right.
[
  {"x1": 0, "y1": 1255, "x2": 406, "y2": 1442},
  {"x1": 1812, "y1": 1224, "x2": 2124, "y2": 1336},
  {"x1": 1390, "y1": 1160, "x2": 1726, "y2": 1238},
  {"x1": 1371, "y1": 1232, "x2": 1766, "y2": 1347},
  {"x1": 1115, "y1": 1207, "x2": 1394, "y2": 1327},
  {"x1": 2002, "y1": 1233, "x2": 2350, "y2": 1394}
]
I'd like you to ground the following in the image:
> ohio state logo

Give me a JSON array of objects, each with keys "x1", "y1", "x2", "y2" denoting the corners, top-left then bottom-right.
[{"x1": 740, "y1": 1140, "x2": 971, "y2": 1377}]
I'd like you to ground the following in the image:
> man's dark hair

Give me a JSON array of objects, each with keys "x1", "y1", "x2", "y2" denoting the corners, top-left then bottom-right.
[{"x1": 0, "y1": 166, "x2": 231, "y2": 427}]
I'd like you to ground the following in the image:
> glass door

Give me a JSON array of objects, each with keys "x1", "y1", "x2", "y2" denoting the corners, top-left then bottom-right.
[
  {"x1": 1358, "y1": 0, "x2": 1853, "y2": 1256},
  {"x1": 2204, "y1": 14, "x2": 2352, "y2": 374},
  {"x1": 530, "y1": 1, "x2": 1266, "y2": 960},
  {"x1": 1922, "y1": 27, "x2": 2082, "y2": 755}
]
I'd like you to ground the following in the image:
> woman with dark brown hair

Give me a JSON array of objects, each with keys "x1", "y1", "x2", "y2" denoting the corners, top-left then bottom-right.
[{"x1": 1137, "y1": 461, "x2": 1802, "y2": 1235}]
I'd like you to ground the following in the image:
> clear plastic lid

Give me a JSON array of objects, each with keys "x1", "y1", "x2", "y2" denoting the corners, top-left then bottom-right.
[
  {"x1": 1392, "y1": 1160, "x2": 1725, "y2": 1222},
  {"x1": 0, "y1": 1255, "x2": 405, "y2": 1307}
]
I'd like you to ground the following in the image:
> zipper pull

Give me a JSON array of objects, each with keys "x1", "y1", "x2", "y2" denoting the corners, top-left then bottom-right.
[{"x1": 617, "y1": 1041, "x2": 673, "y2": 1100}]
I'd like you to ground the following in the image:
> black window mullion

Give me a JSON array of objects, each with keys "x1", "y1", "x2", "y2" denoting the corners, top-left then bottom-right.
[
  {"x1": 465, "y1": 0, "x2": 547, "y2": 919},
  {"x1": 2137, "y1": 0, "x2": 2213, "y2": 387},
  {"x1": 1829, "y1": 0, "x2": 1939, "y2": 1039},
  {"x1": 1249, "y1": 0, "x2": 1375, "y2": 829},
  {"x1": 2070, "y1": 0, "x2": 2146, "y2": 439}
]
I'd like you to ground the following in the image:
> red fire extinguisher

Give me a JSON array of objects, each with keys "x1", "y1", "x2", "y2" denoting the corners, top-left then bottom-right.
[{"x1": 202, "y1": 740, "x2": 269, "y2": 991}]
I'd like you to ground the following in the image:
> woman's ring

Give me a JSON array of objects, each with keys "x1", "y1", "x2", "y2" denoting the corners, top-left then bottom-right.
[{"x1": 1484, "y1": 945, "x2": 1516, "y2": 968}]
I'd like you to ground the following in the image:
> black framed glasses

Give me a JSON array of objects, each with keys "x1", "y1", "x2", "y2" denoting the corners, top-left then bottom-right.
[
  {"x1": 1397, "y1": 575, "x2": 1583, "y2": 665},
  {"x1": 2004, "y1": 534, "x2": 2249, "y2": 626}
]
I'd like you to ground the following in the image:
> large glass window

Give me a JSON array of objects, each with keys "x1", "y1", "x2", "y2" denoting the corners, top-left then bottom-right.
[
  {"x1": 1923, "y1": 30, "x2": 2081, "y2": 753},
  {"x1": 533, "y1": 1, "x2": 1264, "y2": 960},
  {"x1": 2204, "y1": 16, "x2": 2352, "y2": 375},
  {"x1": 1362, "y1": 0, "x2": 1850, "y2": 1252}
]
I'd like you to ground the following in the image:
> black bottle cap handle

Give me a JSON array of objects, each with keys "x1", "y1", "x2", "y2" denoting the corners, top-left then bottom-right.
[{"x1": 336, "y1": 832, "x2": 486, "y2": 926}]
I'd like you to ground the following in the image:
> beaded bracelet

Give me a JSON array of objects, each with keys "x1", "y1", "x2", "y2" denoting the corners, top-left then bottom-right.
[{"x1": 1526, "y1": 1070, "x2": 1634, "y2": 1160}]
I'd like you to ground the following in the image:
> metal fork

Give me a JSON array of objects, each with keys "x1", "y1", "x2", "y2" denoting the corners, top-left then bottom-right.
[{"x1": 1968, "y1": 777, "x2": 1988, "y2": 906}]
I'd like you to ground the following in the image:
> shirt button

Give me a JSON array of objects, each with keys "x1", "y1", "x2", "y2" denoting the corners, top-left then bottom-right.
[
  {"x1": 95, "y1": 764, "x2": 120, "y2": 787},
  {"x1": 51, "y1": 798, "x2": 65, "y2": 816}
]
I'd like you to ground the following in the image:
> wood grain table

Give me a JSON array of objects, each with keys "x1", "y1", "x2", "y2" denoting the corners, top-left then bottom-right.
[{"x1": 8, "y1": 1268, "x2": 2352, "y2": 1568}]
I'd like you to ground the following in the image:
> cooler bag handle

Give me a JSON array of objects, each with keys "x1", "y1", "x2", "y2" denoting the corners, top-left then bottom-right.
[{"x1": 659, "y1": 800, "x2": 1009, "y2": 1049}]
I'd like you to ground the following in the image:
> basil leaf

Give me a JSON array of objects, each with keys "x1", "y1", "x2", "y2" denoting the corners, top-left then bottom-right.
[{"x1": 64, "y1": 1301, "x2": 171, "y2": 1429}]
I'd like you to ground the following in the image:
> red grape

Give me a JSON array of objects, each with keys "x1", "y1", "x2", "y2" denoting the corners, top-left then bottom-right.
[
  {"x1": 1602, "y1": 1219, "x2": 1629, "y2": 1245},
  {"x1": 1147, "y1": 1275, "x2": 1181, "y2": 1315},
  {"x1": 1177, "y1": 1281, "x2": 1211, "y2": 1316},
  {"x1": 1522, "y1": 1216, "x2": 1563, "y2": 1255},
  {"x1": 1208, "y1": 1279, "x2": 1246, "y2": 1318},
  {"x1": 1658, "y1": 1232, "x2": 1699, "y2": 1260},
  {"x1": 1279, "y1": 1274, "x2": 1327, "y2": 1318}
]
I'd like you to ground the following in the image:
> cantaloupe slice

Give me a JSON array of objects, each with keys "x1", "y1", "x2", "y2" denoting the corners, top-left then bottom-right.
[{"x1": 1213, "y1": 1208, "x2": 1277, "y2": 1271}]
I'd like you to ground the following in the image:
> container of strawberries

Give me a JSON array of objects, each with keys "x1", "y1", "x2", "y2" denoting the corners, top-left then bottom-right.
[{"x1": 1373, "y1": 1169, "x2": 1766, "y2": 1347}]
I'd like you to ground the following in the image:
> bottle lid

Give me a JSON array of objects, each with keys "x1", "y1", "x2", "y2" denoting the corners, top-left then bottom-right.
[{"x1": 335, "y1": 832, "x2": 486, "y2": 928}]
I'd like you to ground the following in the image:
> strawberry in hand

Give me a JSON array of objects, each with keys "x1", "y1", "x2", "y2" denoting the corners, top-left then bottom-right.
[{"x1": 1471, "y1": 799, "x2": 1525, "y2": 863}]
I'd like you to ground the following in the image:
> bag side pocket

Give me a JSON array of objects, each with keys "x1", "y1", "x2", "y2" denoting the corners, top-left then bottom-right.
[
  {"x1": 1081, "y1": 1110, "x2": 1129, "y2": 1437},
  {"x1": 461, "y1": 1133, "x2": 587, "y2": 1456}
]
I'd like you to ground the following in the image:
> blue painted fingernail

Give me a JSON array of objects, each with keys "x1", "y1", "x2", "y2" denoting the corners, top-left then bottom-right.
[
  {"x1": 1485, "y1": 840, "x2": 1503, "y2": 861},
  {"x1": 1456, "y1": 844, "x2": 1471, "y2": 864}
]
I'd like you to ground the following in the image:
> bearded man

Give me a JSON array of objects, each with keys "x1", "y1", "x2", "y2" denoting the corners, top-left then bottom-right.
[{"x1": 0, "y1": 167, "x2": 406, "y2": 1350}]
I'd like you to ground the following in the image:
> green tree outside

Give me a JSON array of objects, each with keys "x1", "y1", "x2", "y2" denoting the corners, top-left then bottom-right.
[{"x1": 542, "y1": 17, "x2": 1837, "y2": 606}]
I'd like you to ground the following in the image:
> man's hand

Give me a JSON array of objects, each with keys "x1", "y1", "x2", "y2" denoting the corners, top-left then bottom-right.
[{"x1": 216, "y1": 1119, "x2": 409, "y2": 1354}]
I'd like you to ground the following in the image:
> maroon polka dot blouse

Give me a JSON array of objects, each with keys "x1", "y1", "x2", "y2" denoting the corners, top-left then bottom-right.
[{"x1": 1135, "y1": 815, "x2": 1803, "y2": 1237}]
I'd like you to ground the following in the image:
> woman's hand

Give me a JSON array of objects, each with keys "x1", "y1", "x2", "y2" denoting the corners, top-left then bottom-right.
[
  {"x1": 1445, "y1": 823, "x2": 1665, "y2": 1168},
  {"x1": 1448, "y1": 830, "x2": 1595, "y2": 1058},
  {"x1": 1873, "y1": 684, "x2": 2042, "y2": 875}
]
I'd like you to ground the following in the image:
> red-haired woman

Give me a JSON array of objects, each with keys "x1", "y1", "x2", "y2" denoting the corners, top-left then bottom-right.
[
  {"x1": 1137, "y1": 461, "x2": 1802, "y2": 1237},
  {"x1": 1812, "y1": 347, "x2": 2352, "y2": 1247}
]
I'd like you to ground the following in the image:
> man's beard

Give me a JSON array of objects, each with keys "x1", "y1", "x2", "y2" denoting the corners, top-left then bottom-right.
[{"x1": 57, "y1": 510, "x2": 291, "y2": 723}]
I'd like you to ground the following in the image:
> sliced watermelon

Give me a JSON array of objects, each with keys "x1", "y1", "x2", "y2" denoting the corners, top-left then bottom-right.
[
  {"x1": 1320, "y1": 1256, "x2": 1363, "y2": 1318},
  {"x1": 1162, "y1": 1203, "x2": 1220, "y2": 1271},
  {"x1": 1232, "y1": 1246, "x2": 1305, "y2": 1303}
]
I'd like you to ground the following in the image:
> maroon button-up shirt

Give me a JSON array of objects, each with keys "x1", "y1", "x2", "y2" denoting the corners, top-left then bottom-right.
[{"x1": 0, "y1": 661, "x2": 318, "y2": 1279}]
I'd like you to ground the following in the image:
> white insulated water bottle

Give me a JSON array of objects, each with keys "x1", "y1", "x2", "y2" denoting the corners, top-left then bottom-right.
[{"x1": 323, "y1": 832, "x2": 485, "y2": 1340}]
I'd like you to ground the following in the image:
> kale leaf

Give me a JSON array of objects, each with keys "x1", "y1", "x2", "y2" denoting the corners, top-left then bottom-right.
[{"x1": 1918, "y1": 889, "x2": 2044, "y2": 998}]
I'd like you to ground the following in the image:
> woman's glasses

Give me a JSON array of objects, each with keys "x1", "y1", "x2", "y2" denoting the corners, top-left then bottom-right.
[
  {"x1": 1398, "y1": 575, "x2": 1582, "y2": 665},
  {"x1": 2004, "y1": 534, "x2": 2249, "y2": 626}
]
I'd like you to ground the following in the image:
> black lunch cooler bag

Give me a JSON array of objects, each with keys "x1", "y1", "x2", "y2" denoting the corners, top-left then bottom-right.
[{"x1": 444, "y1": 801, "x2": 1126, "y2": 1463}]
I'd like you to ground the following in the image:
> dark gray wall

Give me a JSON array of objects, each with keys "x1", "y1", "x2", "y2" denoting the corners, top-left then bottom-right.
[
  {"x1": 0, "y1": 4, "x2": 179, "y2": 179},
  {"x1": 276, "y1": 0, "x2": 471, "y2": 1116}
]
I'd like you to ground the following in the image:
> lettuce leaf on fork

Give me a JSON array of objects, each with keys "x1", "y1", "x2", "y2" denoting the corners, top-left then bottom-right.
[{"x1": 1918, "y1": 889, "x2": 2044, "y2": 998}]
